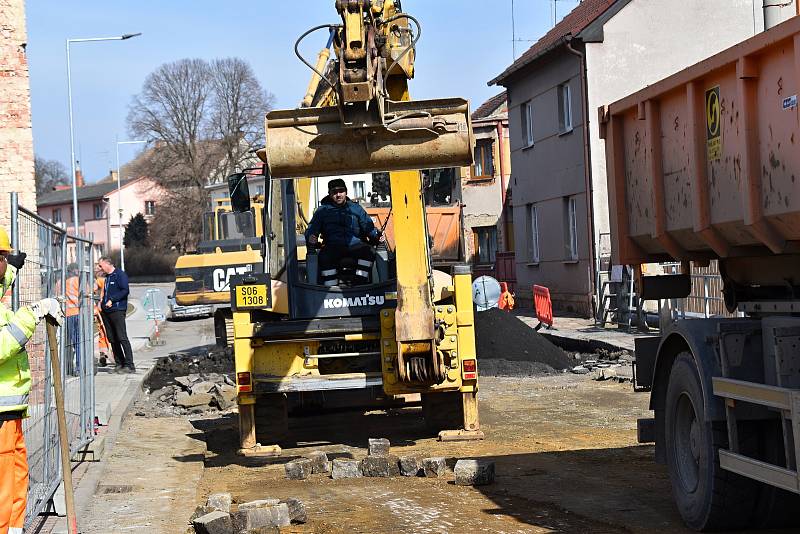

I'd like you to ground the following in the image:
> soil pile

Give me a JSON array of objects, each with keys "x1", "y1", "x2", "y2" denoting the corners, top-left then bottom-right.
[{"x1": 474, "y1": 309, "x2": 573, "y2": 372}]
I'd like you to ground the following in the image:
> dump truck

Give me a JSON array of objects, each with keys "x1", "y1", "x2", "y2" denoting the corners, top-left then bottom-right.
[
  {"x1": 228, "y1": 0, "x2": 483, "y2": 456},
  {"x1": 600, "y1": 14, "x2": 800, "y2": 531}
]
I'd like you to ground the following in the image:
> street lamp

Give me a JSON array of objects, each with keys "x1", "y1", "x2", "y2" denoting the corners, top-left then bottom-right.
[
  {"x1": 66, "y1": 32, "x2": 142, "y2": 237},
  {"x1": 115, "y1": 139, "x2": 147, "y2": 271}
]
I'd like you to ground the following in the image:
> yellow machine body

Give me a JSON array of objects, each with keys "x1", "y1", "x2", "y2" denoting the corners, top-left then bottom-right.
[{"x1": 232, "y1": 0, "x2": 482, "y2": 454}]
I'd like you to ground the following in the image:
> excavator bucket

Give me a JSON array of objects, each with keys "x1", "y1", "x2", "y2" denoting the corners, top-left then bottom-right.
[{"x1": 260, "y1": 97, "x2": 474, "y2": 178}]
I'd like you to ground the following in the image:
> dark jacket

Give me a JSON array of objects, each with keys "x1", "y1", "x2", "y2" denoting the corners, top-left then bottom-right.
[
  {"x1": 102, "y1": 268, "x2": 129, "y2": 313},
  {"x1": 305, "y1": 196, "x2": 378, "y2": 247}
]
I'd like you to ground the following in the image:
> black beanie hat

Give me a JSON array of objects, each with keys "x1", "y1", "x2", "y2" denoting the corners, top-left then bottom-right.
[{"x1": 328, "y1": 178, "x2": 347, "y2": 191}]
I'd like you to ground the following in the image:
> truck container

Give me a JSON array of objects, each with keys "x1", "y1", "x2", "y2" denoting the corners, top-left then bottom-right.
[{"x1": 600, "y1": 16, "x2": 800, "y2": 531}]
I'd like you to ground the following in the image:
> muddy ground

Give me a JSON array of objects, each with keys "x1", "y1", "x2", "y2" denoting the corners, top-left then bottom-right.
[
  {"x1": 79, "y1": 312, "x2": 790, "y2": 534},
  {"x1": 189, "y1": 374, "x2": 680, "y2": 534}
]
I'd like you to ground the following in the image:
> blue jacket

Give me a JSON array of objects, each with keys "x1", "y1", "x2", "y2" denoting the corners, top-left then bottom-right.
[
  {"x1": 102, "y1": 268, "x2": 129, "y2": 313},
  {"x1": 305, "y1": 196, "x2": 378, "y2": 247}
]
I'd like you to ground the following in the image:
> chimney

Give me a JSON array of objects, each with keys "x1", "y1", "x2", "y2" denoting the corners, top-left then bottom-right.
[
  {"x1": 75, "y1": 161, "x2": 85, "y2": 187},
  {"x1": 110, "y1": 170, "x2": 118, "y2": 184}
]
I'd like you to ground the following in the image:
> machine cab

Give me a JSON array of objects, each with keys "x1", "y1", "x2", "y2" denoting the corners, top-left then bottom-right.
[{"x1": 228, "y1": 168, "x2": 461, "y2": 321}]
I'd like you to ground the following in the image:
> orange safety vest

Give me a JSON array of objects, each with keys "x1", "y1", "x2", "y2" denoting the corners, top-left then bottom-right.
[{"x1": 65, "y1": 275, "x2": 80, "y2": 317}]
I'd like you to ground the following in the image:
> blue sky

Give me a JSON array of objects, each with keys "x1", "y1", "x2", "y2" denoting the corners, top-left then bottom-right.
[{"x1": 27, "y1": 0, "x2": 579, "y2": 183}]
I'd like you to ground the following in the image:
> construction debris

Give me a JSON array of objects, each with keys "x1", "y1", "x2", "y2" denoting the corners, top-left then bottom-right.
[
  {"x1": 207, "y1": 492, "x2": 233, "y2": 513},
  {"x1": 398, "y1": 456, "x2": 423, "y2": 477},
  {"x1": 192, "y1": 510, "x2": 232, "y2": 534},
  {"x1": 231, "y1": 503, "x2": 291, "y2": 531},
  {"x1": 305, "y1": 451, "x2": 330, "y2": 474},
  {"x1": 368, "y1": 437, "x2": 390, "y2": 456},
  {"x1": 136, "y1": 346, "x2": 237, "y2": 418},
  {"x1": 361, "y1": 456, "x2": 392, "y2": 477},
  {"x1": 422, "y1": 457, "x2": 448, "y2": 478},
  {"x1": 454, "y1": 459, "x2": 495, "y2": 486},
  {"x1": 331, "y1": 458, "x2": 363, "y2": 479},
  {"x1": 285, "y1": 458, "x2": 314, "y2": 480},
  {"x1": 283, "y1": 498, "x2": 308, "y2": 524}
]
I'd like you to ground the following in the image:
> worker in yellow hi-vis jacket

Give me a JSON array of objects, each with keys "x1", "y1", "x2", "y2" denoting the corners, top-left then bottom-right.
[{"x1": 0, "y1": 226, "x2": 64, "y2": 534}]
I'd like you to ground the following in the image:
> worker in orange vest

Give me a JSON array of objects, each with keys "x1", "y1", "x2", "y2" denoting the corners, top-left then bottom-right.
[
  {"x1": 65, "y1": 263, "x2": 82, "y2": 376},
  {"x1": 0, "y1": 226, "x2": 64, "y2": 534}
]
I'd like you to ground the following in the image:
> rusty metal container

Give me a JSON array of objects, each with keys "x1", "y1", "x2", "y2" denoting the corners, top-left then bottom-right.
[
  {"x1": 600, "y1": 17, "x2": 800, "y2": 271},
  {"x1": 261, "y1": 97, "x2": 474, "y2": 178}
]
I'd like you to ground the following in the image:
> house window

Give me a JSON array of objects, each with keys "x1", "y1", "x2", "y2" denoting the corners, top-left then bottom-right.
[
  {"x1": 53, "y1": 208, "x2": 62, "y2": 223},
  {"x1": 522, "y1": 101, "x2": 534, "y2": 147},
  {"x1": 70, "y1": 206, "x2": 75, "y2": 222},
  {"x1": 145, "y1": 201, "x2": 156, "y2": 216},
  {"x1": 559, "y1": 83, "x2": 573, "y2": 132},
  {"x1": 93, "y1": 203, "x2": 103, "y2": 219},
  {"x1": 352, "y1": 180, "x2": 365, "y2": 200},
  {"x1": 565, "y1": 196, "x2": 578, "y2": 260},
  {"x1": 527, "y1": 204, "x2": 540, "y2": 263},
  {"x1": 472, "y1": 140, "x2": 494, "y2": 178},
  {"x1": 255, "y1": 185, "x2": 264, "y2": 196},
  {"x1": 473, "y1": 226, "x2": 497, "y2": 264}
]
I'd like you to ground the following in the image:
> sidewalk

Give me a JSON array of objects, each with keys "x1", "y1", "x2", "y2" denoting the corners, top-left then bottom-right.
[
  {"x1": 32, "y1": 283, "x2": 214, "y2": 534},
  {"x1": 513, "y1": 311, "x2": 647, "y2": 353}
]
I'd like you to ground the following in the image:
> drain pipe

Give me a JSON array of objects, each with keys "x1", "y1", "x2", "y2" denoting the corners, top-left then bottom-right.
[
  {"x1": 763, "y1": 0, "x2": 798, "y2": 29},
  {"x1": 565, "y1": 37, "x2": 597, "y2": 309},
  {"x1": 496, "y1": 119, "x2": 508, "y2": 249}
]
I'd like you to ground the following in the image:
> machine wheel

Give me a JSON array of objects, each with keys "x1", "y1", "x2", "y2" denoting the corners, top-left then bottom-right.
[
  {"x1": 664, "y1": 352, "x2": 757, "y2": 530},
  {"x1": 254, "y1": 393, "x2": 289, "y2": 445},
  {"x1": 214, "y1": 309, "x2": 234, "y2": 348},
  {"x1": 421, "y1": 392, "x2": 463, "y2": 433}
]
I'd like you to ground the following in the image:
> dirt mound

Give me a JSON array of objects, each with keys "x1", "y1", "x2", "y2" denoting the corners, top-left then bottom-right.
[
  {"x1": 478, "y1": 358, "x2": 558, "y2": 377},
  {"x1": 474, "y1": 308, "x2": 573, "y2": 371}
]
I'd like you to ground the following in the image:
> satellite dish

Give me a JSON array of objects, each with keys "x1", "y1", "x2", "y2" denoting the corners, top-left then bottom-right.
[{"x1": 472, "y1": 276, "x2": 501, "y2": 312}]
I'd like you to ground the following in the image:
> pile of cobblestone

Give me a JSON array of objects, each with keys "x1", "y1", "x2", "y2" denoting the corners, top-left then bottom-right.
[
  {"x1": 190, "y1": 492, "x2": 306, "y2": 533},
  {"x1": 284, "y1": 438, "x2": 495, "y2": 486}
]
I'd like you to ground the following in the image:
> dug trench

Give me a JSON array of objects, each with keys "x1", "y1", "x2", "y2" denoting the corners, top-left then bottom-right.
[{"x1": 121, "y1": 312, "x2": 696, "y2": 533}]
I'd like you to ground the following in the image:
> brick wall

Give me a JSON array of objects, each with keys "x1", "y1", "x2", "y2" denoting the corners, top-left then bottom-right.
[{"x1": 0, "y1": 0, "x2": 36, "y2": 226}]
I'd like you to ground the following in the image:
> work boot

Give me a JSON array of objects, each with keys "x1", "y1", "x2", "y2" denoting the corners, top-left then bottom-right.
[{"x1": 122, "y1": 367, "x2": 136, "y2": 374}]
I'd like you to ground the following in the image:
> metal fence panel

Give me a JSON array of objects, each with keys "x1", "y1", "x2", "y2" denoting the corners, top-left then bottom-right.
[{"x1": 9, "y1": 193, "x2": 95, "y2": 527}]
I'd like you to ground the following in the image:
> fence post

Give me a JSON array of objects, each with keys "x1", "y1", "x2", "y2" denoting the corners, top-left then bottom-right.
[{"x1": 10, "y1": 192, "x2": 19, "y2": 311}]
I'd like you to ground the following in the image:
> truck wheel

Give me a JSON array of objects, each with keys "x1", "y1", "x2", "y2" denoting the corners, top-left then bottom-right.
[
  {"x1": 665, "y1": 352, "x2": 757, "y2": 530},
  {"x1": 255, "y1": 393, "x2": 289, "y2": 444},
  {"x1": 422, "y1": 392, "x2": 463, "y2": 433}
]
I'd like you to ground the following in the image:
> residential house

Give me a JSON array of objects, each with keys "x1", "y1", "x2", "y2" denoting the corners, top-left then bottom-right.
[
  {"x1": 489, "y1": 0, "x2": 785, "y2": 315},
  {"x1": 462, "y1": 92, "x2": 513, "y2": 279},
  {"x1": 37, "y1": 174, "x2": 167, "y2": 259}
]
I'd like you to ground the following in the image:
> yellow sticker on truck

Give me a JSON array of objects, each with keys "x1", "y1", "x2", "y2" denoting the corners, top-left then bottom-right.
[
  {"x1": 706, "y1": 86, "x2": 722, "y2": 161},
  {"x1": 235, "y1": 284, "x2": 268, "y2": 309}
]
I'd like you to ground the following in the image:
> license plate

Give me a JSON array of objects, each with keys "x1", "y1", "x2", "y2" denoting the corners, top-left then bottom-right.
[{"x1": 235, "y1": 284, "x2": 268, "y2": 309}]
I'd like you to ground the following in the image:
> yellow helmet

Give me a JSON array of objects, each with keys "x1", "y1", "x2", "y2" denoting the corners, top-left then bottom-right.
[{"x1": 0, "y1": 227, "x2": 10, "y2": 252}]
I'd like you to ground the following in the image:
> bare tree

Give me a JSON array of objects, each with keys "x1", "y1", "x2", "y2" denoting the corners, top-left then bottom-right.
[
  {"x1": 209, "y1": 58, "x2": 274, "y2": 176},
  {"x1": 127, "y1": 57, "x2": 273, "y2": 251},
  {"x1": 34, "y1": 156, "x2": 69, "y2": 198}
]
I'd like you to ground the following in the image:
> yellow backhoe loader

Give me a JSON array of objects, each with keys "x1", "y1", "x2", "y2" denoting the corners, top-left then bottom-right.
[{"x1": 229, "y1": 0, "x2": 482, "y2": 455}]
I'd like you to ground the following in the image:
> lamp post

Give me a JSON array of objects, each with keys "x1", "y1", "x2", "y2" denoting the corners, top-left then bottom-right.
[
  {"x1": 115, "y1": 139, "x2": 147, "y2": 271},
  {"x1": 67, "y1": 32, "x2": 142, "y2": 237}
]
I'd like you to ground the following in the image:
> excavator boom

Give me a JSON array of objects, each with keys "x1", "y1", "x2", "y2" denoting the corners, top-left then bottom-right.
[{"x1": 258, "y1": 0, "x2": 474, "y2": 178}]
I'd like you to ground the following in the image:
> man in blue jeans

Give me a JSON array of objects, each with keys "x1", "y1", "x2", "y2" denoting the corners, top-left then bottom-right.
[{"x1": 98, "y1": 257, "x2": 134, "y2": 373}]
